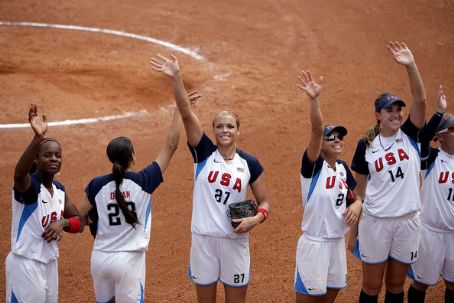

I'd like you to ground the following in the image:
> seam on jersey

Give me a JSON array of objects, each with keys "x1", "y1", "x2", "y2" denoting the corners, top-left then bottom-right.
[
  {"x1": 306, "y1": 170, "x2": 321, "y2": 204},
  {"x1": 424, "y1": 160, "x2": 436, "y2": 179},
  {"x1": 408, "y1": 136, "x2": 421, "y2": 158},
  {"x1": 16, "y1": 202, "x2": 38, "y2": 242}
]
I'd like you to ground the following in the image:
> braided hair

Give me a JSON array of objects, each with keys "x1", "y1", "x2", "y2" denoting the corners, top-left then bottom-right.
[{"x1": 106, "y1": 137, "x2": 139, "y2": 227}]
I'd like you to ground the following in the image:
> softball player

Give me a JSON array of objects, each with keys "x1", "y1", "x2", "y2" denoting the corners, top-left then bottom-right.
[
  {"x1": 77, "y1": 106, "x2": 184, "y2": 303},
  {"x1": 408, "y1": 87, "x2": 454, "y2": 303},
  {"x1": 6, "y1": 104, "x2": 81, "y2": 303},
  {"x1": 151, "y1": 54, "x2": 271, "y2": 303},
  {"x1": 351, "y1": 42, "x2": 426, "y2": 303},
  {"x1": 294, "y1": 71, "x2": 361, "y2": 303}
]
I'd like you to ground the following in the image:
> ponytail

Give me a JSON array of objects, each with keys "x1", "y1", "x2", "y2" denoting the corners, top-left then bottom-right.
[
  {"x1": 363, "y1": 123, "x2": 380, "y2": 147},
  {"x1": 112, "y1": 162, "x2": 139, "y2": 228}
]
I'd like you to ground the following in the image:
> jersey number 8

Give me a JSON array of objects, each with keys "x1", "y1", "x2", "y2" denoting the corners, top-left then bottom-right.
[{"x1": 107, "y1": 201, "x2": 137, "y2": 226}]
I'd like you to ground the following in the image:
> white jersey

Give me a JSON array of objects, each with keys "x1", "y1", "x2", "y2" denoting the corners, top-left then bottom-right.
[
  {"x1": 352, "y1": 118, "x2": 421, "y2": 217},
  {"x1": 85, "y1": 162, "x2": 163, "y2": 252},
  {"x1": 420, "y1": 148, "x2": 454, "y2": 232},
  {"x1": 10, "y1": 173, "x2": 66, "y2": 263},
  {"x1": 189, "y1": 133, "x2": 263, "y2": 239},
  {"x1": 300, "y1": 151, "x2": 356, "y2": 239}
]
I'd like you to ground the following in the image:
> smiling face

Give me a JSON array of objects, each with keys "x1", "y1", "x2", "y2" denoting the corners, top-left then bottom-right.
[
  {"x1": 322, "y1": 131, "x2": 344, "y2": 158},
  {"x1": 376, "y1": 104, "x2": 404, "y2": 135},
  {"x1": 212, "y1": 112, "x2": 240, "y2": 147},
  {"x1": 36, "y1": 140, "x2": 62, "y2": 176}
]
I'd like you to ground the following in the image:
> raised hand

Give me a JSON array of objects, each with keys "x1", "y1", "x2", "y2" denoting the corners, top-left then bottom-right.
[
  {"x1": 297, "y1": 70, "x2": 324, "y2": 100},
  {"x1": 28, "y1": 104, "x2": 48, "y2": 138},
  {"x1": 188, "y1": 90, "x2": 202, "y2": 104},
  {"x1": 437, "y1": 84, "x2": 447, "y2": 113},
  {"x1": 150, "y1": 54, "x2": 180, "y2": 78},
  {"x1": 387, "y1": 41, "x2": 415, "y2": 66}
]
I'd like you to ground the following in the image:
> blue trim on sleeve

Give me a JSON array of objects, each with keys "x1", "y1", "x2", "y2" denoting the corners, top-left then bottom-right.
[
  {"x1": 339, "y1": 160, "x2": 357, "y2": 190},
  {"x1": 16, "y1": 202, "x2": 38, "y2": 242},
  {"x1": 307, "y1": 170, "x2": 321, "y2": 203},
  {"x1": 408, "y1": 136, "x2": 421, "y2": 158},
  {"x1": 13, "y1": 173, "x2": 41, "y2": 205},
  {"x1": 401, "y1": 117, "x2": 420, "y2": 142},
  {"x1": 425, "y1": 160, "x2": 436, "y2": 179},
  {"x1": 128, "y1": 162, "x2": 163, "y2": 194},
  {"x1": 53, "y1": 179, "x2": 65, "y2": 191},
  {"x1": 195, "y1": 159, "x2": 208, "y2": 180},
  {"x1": 351, "y1": 139, "x2": 369, "y2": 175},
  {"x1": 237, "y1": 149, "x2": 264, "y2": 184},
  {"x1": 188, "y1": 133, "x2": 216, "y2": 164},
  {"x1": 144, "y1": 199, "x2": 152, "y2": 230},
  {"x1": 301, "y1": 150, "x2": 323, "y2": 179}
]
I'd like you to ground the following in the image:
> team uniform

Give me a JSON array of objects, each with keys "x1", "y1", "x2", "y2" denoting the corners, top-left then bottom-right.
[
  {"x1": 352, "y1": 118, "x2": 422, "y2": 264},
  {"x1": 294, "y1": 151, "x2": 356, "y2": 296},
  {"x1": 6, "y1": 173, "x2": 66, "y2": 303},
  {"x1": 187, "y1": 133, "x2": 263, "y2": 287},
  {"x1": 85, "y1": 162, "x2": 163, "y2": 303},
  {"x1": 408, "y1": 147, "x2": 454, "y2": 285}
]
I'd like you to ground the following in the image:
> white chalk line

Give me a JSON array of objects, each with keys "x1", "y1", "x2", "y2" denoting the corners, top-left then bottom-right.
[
  {"x1": 0, "y1": 110, "x2": 149, "y2": 129},
  {"x1": 0, "y1": 21, "x2": 204, "y2": 61},
  {"x1": 0, "y1": 21, "x2": 204, "y2": 129}
]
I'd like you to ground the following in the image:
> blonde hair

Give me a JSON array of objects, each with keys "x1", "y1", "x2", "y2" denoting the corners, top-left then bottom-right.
[
  {"x1": 212, "y1": 110, "x2": 240, "y2": 128},
  {"x1": 363, "y1": 123, "x2": 380, "y2": 147}
]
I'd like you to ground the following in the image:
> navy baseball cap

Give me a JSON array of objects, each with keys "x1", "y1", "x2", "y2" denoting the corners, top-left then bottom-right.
[
  {"x1": 375, "y1": 93, "x2": 406, "y2": 112},
  {"x1": 324, "y1": 125, "x2": 348, "y2": 137},
  {"x1": 437, "y1": 113, "x2": 454, "y2": 134}
]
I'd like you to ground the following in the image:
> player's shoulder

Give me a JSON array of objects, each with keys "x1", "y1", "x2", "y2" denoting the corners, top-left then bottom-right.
[
  {"x1": 87, "y1": 174, "x2": 114, "y2": 193},
  {"x1": 52, "y1": 179, "x2": 65, "y2": 191},
  {"x1": 236, "y1": 148, "x2": 259, "y2": 162}
]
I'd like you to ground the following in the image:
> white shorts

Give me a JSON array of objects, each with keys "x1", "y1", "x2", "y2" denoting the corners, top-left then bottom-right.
[
  {"x1": 408, "y1": 225, "x2": 454, "y2": 285},
  {"x1": 356, "y1": 211, "x2": 421, "y2": 264},
  {"x1": 91, "y1": 250, "x2": 146, "y2": 303},
  {"x1": 294, "y1": 234, "x2": 347, "y2": 296},
  {"x1": 5, "y1": 252, "x2": 58, "y2": 303},
  {"x1": 189, "y1": 233, "x2": 250, "y2": 287}
]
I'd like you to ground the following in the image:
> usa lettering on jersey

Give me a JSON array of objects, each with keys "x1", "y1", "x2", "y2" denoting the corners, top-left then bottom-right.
[
  {"x1": 208, "y1": 171, "x2": 242, "y2": 192},
  {"x1": 374, "y1": 148, "x2": 409, "y2": 172}
]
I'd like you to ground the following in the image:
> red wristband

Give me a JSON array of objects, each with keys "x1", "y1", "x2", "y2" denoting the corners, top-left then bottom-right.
[
  {"x1": 258, "y1": 208, "x2": 269, "y2": 223},
  {"x1": 66, "y1": 216, "x2": 81, "y2": 233}
]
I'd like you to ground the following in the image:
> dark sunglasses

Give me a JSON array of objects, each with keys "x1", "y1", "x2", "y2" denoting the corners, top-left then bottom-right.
[{"x1": 323, "y1": 134, "x2": 344, "y2": 141}]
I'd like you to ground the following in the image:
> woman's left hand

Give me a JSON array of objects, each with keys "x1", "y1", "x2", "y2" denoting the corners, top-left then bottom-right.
[
  {"x1": 233, "y1": 216, "x2": 261, "y2": 234},
  {"x1": 343, "y1": 200, "x2": 362, "y2": 227}
]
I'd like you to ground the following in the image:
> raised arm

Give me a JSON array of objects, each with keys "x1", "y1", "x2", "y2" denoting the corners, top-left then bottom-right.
[
  {"x1": 14, "y1": 104, "x2": 48, "y2": 192},
  {"x1": 387, "y1": 41, "x2": 426, "y2": 128},
  {"x1": 155, "y1": 108, "x2": 182, "y2": 173},
  {"x1": 151, "y1": 54, "x2": 203, "y2": 146},
  {"x1": 296, "y1": 70, "x2": 324, "y2": 162}
]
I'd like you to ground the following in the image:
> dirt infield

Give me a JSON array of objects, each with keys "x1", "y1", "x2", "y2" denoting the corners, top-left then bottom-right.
[{"x1": 1, "y1": 1, "x2": 453, "y2": 302}]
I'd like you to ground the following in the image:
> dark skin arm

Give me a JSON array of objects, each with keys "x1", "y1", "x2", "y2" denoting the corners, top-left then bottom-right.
[{"x1": 14, "y1": 104, "x2": 47, "y2": 192}]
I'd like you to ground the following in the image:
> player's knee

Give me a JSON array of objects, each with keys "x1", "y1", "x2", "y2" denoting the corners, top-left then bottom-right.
[
  {"x1": 362, "y1": 279, "x2": 383, "y2": 295},
  {"x1": 411, "y1": 281, "x2": 428, "y2": 292}
]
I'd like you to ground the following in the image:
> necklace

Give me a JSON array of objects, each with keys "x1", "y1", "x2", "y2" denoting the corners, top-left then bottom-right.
[{"x1": 378, "y1": 133, "x2": 395, "y2": 152}]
